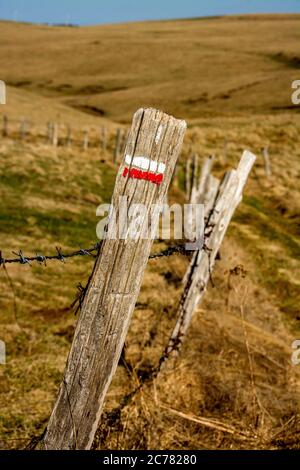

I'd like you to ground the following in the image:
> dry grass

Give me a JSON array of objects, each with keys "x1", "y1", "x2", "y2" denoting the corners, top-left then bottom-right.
[{"x1": 0, "y1": 14, "x2": 299, "y2": 450}]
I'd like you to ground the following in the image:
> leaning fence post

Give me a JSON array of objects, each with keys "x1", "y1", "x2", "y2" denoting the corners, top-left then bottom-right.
[
  {"x1": 263, "y1": 146, "x2": 271, "y2": 177},
  {"x1": 40, "y1": 108, "x2": 186, "y2": 450},
  {"x1": 161, "y1": 150, "x2": 256, "y2": 365}
]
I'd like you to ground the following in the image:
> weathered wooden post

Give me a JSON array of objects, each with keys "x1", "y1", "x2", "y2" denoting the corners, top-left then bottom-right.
[
  {"x1": 40, "y1": 108, "x2": 186, "y2": 450},
  {"x1": 46, "y1": 121, "x2": 52, "y2": 144},
  {"x1": 19, "y1": 118, "x2": 27, "y2": 140},
  {"x1": 113, "y1": 128, "x2": 122, "y2": 163},
  {"x1": 202, "y1": 174, "x2": 220, "y2": 216},
  {"x1": 263, "y1": 146, "x2": 271, "y2": 177},
  {"x1": 190, "y1": 154, "x2": 199, "y2": 204},
  {"x1": 161, "y1": 150, "x2": 256, "y2": 364},
  {"x1": 185, "y1": 157, "x2": 191, "y2": 200},
  {"x1": 51, "y1": 122, "x2": 58, "y2": 147},
  {"x1": 101, "y1": 125, "x2": 107, "y2": 152},
  {"x1": 83, "y1": 129, "x2": 89, "y2": 150},
  {"x1": 66, "y1": 125, "x2": 72, "y2": 148},
  {"x1": 121, "y1": 128, "x2": 128, "y2": 154},
  {"x1": 182, "y1": 163, "x2": 220, "y2": 287},
  {"x1": 2, "y1": 114, "x2": 8, "y2": 137},
  {"x1": 198, "y1": 155, "x2": 214, "y2": 200}
]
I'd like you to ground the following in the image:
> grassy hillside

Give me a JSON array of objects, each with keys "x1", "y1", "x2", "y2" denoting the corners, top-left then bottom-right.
[
  {"x1": 0, "y1": 14, "x2": 299, "y2": 450},
  {"x1": 0, "y1": 14, "x2": 300, "y2": 122}
]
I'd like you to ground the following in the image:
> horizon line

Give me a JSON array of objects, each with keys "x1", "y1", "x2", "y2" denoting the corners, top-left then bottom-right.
[{"x1": 1, "y1": 11, "x2": 300, "y2": 28}]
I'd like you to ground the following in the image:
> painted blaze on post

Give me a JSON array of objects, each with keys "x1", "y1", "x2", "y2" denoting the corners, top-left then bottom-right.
[{"x1": 0, "y1": 81, "x2": 6, "y2": 104}]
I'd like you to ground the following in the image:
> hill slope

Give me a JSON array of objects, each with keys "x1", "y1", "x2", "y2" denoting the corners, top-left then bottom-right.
[{"x1": 0, "y1": 14, "x2": 300, "y2": 122}]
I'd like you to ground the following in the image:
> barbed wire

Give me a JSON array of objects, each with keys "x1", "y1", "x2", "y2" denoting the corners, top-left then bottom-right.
[
  {"x1": 0, "y1": 241, "x2": 193, "y2": 268},
  {"x1": 0, "y1": 244, "x2": 102, "y2": 266}
]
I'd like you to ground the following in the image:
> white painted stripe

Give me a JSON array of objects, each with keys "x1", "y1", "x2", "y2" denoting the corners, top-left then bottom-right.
[
  {"x1": 125, "y1": 154, "x2": 166, "y2": 174},
  {"x1": 158, "y1": 162, "x2": 166, "y2": 173},
  {"x1": 125, "y1": 154, "x2": 132, "y2": 165}
]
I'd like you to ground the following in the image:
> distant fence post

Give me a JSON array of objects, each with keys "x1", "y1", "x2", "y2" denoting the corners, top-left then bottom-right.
[
  {"x1": 114, "y1": 128, "x2": 121, "y2": 163},
  {"x1": 46, "y1": 121, "x2": 53, "y2": 144},
  {"x1": 263, "y1": 146, "x2": 271, "y2": 177},
  {"x1": 52, "y1": 122, "x2": 58, "y2": 147},
  {"x1": 185, "y1": 156, "x2": 191, "y2": 200},
  {"x1": 40, "y1": 108, "x2": 186, "y2": 450},
  {"x1": 161, "y1": 150, "x2": 256, "y2": 365},
  {"x1": 121, "y1": 128, "x2": 128, "y2": 154},
  {"x1": 20, "y1": 118, "x2": 27, "y2": 140},
  {"x1": 190, "y1": 153, "x2": 199, "y2": 204},
  {"x1": 101, "y1": 125, "x2": 107, "y2": 151},
  {"x1": 222, "y1": 139, "x2": 228, "y2": 164},
  {"x1": 83, "y1": 129, "x2": 89, "y2": 150},
  {"x1": 198, "y1": 155, "x2": 214, "y2": 200},
  {"x1": 66, "y1": 125, "x2": 72, "y2": 148},
  {"x1": 2, "y1": 114, "x2": 8, "y2": 137}
]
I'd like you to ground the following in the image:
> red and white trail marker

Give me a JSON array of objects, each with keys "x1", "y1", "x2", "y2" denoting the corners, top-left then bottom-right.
[{"x1": 122, "y1": 154, "x2": 165, "y2": 185}]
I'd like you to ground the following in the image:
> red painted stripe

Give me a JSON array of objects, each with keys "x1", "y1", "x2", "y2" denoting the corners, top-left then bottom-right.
[{"x1": 122, "y1": 167, "x2": 163, "y2": 185}]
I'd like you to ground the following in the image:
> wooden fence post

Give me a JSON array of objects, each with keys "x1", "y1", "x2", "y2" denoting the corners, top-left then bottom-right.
[
  {"x1": 40, "y1": 108, "x2": 186, "y2": 450},
  {"x1": 162, "y1": 150, "x2": 256, "y2": 364},
  {"x1": 83, "y1": 129, "x2": 89, "y2": 150},
  {"x1": 52, "y1": 123, "x2": 58, "y2": 147},
  {"x1": 114, "y1": 128, "x2": 122, "y2": 163},
  {"x1": 223, "y1": 139, "x2": 228, "y2": 164},
  {"x1": 121, "y1": 128, "x2": 128, "y2": 154},
  {"x1": 263, "y1": 146, "x2": 271, "y2": 177},
  {"x1": 19, "y1": 118, "x2": 28, "y2": 140},
  {"x1": 2, "y1": 115, "x2": 8, "y2": 137},
  {"x1": 186, "y1": 157, "x2": 191, "y2": 200},
  {"x1": 66, "y1": 125, "x2": 72, "y2": 148},
  {"x1": 190, "y1": 154, "x2": 199, "y2": 204},
  {"x1": 46, "y1": 121, "x2": 52, "y2": 144},
  {"x1": 101, "y1": 125, "x2": 107, "y2": 151},
  {"x1": 182, "y1": 161, "x2": 219, "y2": 286},
  {"x1": 202, "y1": 174, "x2": 220, "y2": 216},
  {"x1": 198, "y1": 155, "x2": 214, "y2": 200}
]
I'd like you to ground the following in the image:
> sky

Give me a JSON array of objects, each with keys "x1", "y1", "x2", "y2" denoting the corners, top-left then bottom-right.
[{"x1": 0, "y1": 0, "x2": 300, "y2": 25}]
